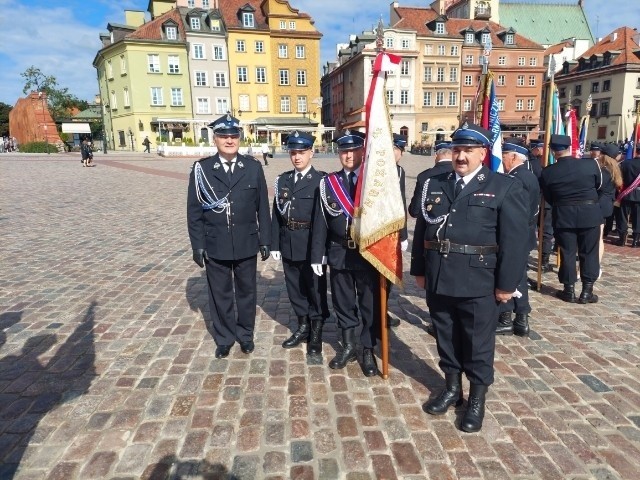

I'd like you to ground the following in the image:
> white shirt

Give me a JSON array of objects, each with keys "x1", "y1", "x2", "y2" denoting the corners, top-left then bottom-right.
[
  {"x1": 294, "y1": 166, "x2": 312, "y2": 182},
  {"x1": 222, "y1": 156, "x2": 238, "y2": 173},
  {"x1": 455, "y1": 162, "x2": 483, "y2": 188}
]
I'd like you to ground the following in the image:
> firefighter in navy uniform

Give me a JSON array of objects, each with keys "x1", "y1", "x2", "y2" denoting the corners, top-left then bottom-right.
[
  {"x1": 617, "y1": 142, "x2": 640, "y2": 246},
  {"x1": 495, "y1": 138, "x2": 540, "y2": 337},
  {"x1": 411, "y1": 123, "x2": 528, "y2": 433},
  {"x1": 310, "y1": 130, "x2": 380, "y2": 377},
  {"x1": 540, "y1": 134, "x2": 602, "y2": 303},
  {"x1": 187, "y1": 114, "x2": 271, "y2": 359},
  {"x1": 528, "y1": 139, "x2": 554, "y2": 274},
  {"x1": 270, "y1": 131, "x2": 329, "y2": 355}
]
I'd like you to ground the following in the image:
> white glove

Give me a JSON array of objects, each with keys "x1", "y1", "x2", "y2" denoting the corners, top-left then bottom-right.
[
  {"x1": 512, "y1": 289, "x2": 522, "y2": 299},
  {"x1": 271, "y1": 251, "x2": 281, "y2": 261},
  {"x1": 401, "y1": 240, "x2": 408, "y2": 252},
  {"x1": 321, "y1": 256, "x2": 328, "y2": 265},
  {"x1": 311, "y1": 264, "x2": 324, "y2": 276}
]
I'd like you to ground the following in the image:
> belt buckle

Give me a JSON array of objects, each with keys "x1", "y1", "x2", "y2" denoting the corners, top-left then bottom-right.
[
  {"x1": 439, "y1": 239, "x2": 450, "y2": 254},
  {"x1": 347, "y1": 238, "x2": 357, "y2": 249}
]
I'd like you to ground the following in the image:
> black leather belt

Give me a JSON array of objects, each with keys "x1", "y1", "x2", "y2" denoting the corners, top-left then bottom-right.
[
  {"x1": 286, "y1": 220, "x2": 311, "y2": 230},
  {"x1": 554, "y1": 200, "x2": 596, "y2": 206},
  {"x1": 331, "y1": 234, "x2": 357, "y2": 249},
  {"x1": 424, "y1": 240, "x2": 498, "y2": 255}
]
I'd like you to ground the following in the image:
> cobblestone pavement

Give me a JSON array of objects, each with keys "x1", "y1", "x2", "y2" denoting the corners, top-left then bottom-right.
[{"x1": 1, "y1": 151, "x2": 639, "y2": 480}]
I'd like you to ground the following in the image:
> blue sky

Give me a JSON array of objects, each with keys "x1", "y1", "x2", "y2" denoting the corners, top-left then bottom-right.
[{"x1": 0, "y1": 0, "x2": 636, "y2": 105}]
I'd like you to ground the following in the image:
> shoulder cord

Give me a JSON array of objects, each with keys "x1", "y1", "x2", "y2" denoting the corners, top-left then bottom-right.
[
  {"x1": 420, "y1": 177, "x2": 449, "y2": 241},
  {"x1": 320, "y1": 177, "x2": 342, "y2": 217},
  {"x1": 273, "y1": 175, "x2": 291, "y2": 217},
  {"x1": 194, "y1": 162, "x2": 229, "y2": 212}
]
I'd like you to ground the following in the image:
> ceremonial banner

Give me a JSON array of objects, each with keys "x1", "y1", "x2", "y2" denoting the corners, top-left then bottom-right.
[
  {"x1": 549, "y1": 86, "x2": 566, "y2": 164},
  {"x1": 577, "y1": 115, "x2": 588, "y2": 158},
  {"x1": 565, "y1": 108, "x2": 579, "y2": 157},
  {"x1": 351, "y1": 52, "x2": 405, "y2": 286},
  {"x1": 627, "y1": 124, "x2": 639, "y2": 160},
  {"x1": 478, "y1": 71, "x2": 502, "y2": 172}
]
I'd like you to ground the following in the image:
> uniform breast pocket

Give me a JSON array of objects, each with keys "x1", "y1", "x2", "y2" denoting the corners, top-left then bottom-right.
[
  {"x1": 424, "y1": 195, "x2": 447, "y2": 216},
  {"x1": 466, "y1": 196, "x2": 497, "y2": 223}
]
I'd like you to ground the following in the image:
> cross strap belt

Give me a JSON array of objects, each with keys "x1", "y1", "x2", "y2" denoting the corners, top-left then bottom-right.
[{"x1": 285, "y1": 220, "x2": 311, "y2": 230}]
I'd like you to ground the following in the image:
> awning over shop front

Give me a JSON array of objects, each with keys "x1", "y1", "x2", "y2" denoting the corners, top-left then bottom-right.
[{"x1": 61, "y1": 122, "x2": 91, "y2": 134}]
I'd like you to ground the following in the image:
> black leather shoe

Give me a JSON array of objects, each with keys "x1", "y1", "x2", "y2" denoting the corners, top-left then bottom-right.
[
  {"x1": 387, "y1": 314, "x2": 400, "y2": 327},
  {"x1": 461, "y1": 384, "x2": 488, "y2": 433},
  {"x1": 577, "y1": 283, "x2": 598, "y2": 304},
  {"x1": 361, "y1": 348, "x2": 379, "y2": 377},
  {"x1": 423, "y1": 373, "x2": 463, "y2": 415},
  {"x1": 617, "y1": 232, "x2": 628, "y2": 246},
  {"x1": 426, "y1": 323, "x2": 436, "y2": 337},
  {"x1": 240, "y1": 341, "x2": 254, "y2": 354},
  {"x1": 282, "y1": 316, "x2": 310, "y2": 348},
  {"x1": 555, "y1": 284, "x2": 576, "y2": 303},
  {"x1": 329, "y1": 329, "x2": 357, "y2": 369},
  {"x1": 495, "y1": 311, "x2": 514, "y2": 336},
  {"x1": 307, "y1": 319, "x2": 324, "y2": 355},
  {"x1": 540, "y1": 254, "x2": 554, "y2": 273},
  {"x1": 513, "y1": 313, "x2": 530, "y2": 337},
  {"x1": 215, "y1": 345, "x2": 232, "y2": 359},
  {"x1": 632, "y1": 234, "x2": 640, "y2": 247}
]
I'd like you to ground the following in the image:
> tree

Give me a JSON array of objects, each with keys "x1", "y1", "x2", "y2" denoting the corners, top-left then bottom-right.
[
  {"x1": 20, "y1": 66, "x2": 88, "y2": 121},
  {"x1": 0, "y1": 102, "x2": 11, "y2": 137}
]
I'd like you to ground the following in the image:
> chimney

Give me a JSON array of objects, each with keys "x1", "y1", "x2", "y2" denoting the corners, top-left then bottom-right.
[{"x1": 611, "y1": 32, "x2": 618, "y2": 42}]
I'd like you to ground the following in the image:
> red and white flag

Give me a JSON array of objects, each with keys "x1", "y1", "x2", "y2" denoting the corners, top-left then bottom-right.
[
  {"x1": 351, "y1": 52, "x2": 405, "y2": 286},
  {"x1": 565, "y1": 108, "x2": 579, "y2": 157}
]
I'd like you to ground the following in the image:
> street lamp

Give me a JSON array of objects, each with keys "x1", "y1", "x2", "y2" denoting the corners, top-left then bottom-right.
[
  {"x1": 128, "y1": 127, "x2": 134, "y2": 151},
  {"x1": 38, "y1": 91, "x2": 50, "y2": 155},
  {"x1": 301, "y1": 111, "x2": 316, "y2": 124},
  {"x1": 522, "y1": 114, "x2": 533, "y2": 141}
]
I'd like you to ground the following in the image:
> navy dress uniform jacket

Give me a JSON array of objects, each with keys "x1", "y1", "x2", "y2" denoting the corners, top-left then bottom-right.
[
  {"x1": 620, "y1": 157, "x2": 640, "y2": 202},
  {"x1": 271, "y1": 167, "x2": 324, "y2": 261},
  {"x1": 187, "y1": 153, "x2": 271, "y2": 259},
  {"x1": 509, "y1": 163, "x2": 540, "y2": 251},
  {"x1": 540, "y1": 156, "x2": 602, "y2": 229},
  {"x1": 411, "y1": 166, "x2": 529, "y2": 297},
  {"x1": 408, "y1": 160, "x2": 453, "y2": 218}
]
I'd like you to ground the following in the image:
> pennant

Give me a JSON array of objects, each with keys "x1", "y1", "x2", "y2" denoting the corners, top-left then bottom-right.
[
  {"x1": 626, "y1": 124, "x2": 639, "y2": 160},
  {"x1": 577, "y1": 115, "x2": 588, "y2": 158},
  {"x1": 478, "y1": 71, "x2": 503, "y2": 172},
  {"x1": 549, "y1": 86, "x2": 566, "y2": 164}
]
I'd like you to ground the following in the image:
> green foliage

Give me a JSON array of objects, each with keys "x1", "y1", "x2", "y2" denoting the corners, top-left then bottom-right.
[
  {"x1": 20, "y1": 141, "x2": 58, "y2": 153},
  {"x1": 59, "y1": 132, "x2": 69, "y2": 143},
  {"x1": 0, "y1": 102, "x2": 11, "y2": 137},
  {"x1": 184, "y1": 137, "x2": 194, "y2": 145}
]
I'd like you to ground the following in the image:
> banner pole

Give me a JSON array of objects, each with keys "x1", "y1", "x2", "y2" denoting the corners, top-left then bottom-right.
[{"x1": 380, "y1": 274, "x2": 389, "y2": 379}]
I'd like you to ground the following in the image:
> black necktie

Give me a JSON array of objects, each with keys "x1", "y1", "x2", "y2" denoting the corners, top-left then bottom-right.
[
  {"x1": 348, "y1": 172, "x2": 356, "y2": 198},
  {"x1": 296, "y1": 172, "x2": 303, "y2": 184},
  {"x1": 225, "y1": 162, "x2": 233, "y2": 181},
  {"x1": 455, "y1": 178, "x2": 464, "y2": 198}
]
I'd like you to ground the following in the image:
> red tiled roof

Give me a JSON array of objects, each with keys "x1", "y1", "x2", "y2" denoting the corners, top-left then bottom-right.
[
  {"x1": 219, "y1": 0, "x2": 268, "y2": 31},
  {"x1": 126, "y1": 8, "x2": 185, "y2": 41},
  {"x1": 545, "y1": 41, "x2": 573, "y2": 56},
  {"x1": 575, "y1": 26, "x2": 640, "y2": 66}
]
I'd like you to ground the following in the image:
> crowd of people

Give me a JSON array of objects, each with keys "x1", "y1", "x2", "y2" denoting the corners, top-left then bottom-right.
[
  {"x1": 0, "y1": 136, "x2": 18, "y2": 152},
  {"x1": 186, "y1": 113, "x2": 640, "y2": 434}
]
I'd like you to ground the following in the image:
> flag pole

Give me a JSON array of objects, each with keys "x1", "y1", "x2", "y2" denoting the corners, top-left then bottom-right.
[{"x1": 536, "y1": 57, "x2": 556, "y2": 291}]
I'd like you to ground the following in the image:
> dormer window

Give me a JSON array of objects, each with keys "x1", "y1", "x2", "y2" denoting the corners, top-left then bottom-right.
[
  {"x1": 166, "y1": 26, "x2": 177, "y2": 40},
  {"x1": 481, "y1": 33, "x2": 490, "y2": 45},
  {"x1": 190, "y1": 17, "x2": 201, "y2": 30},
  {"x1": 435, "y1": 22, "x2": 445, "y2": 34},
  {"x1": 210, "y1": 19, "x2": 221, "y2": 31},
  {"x1": 465, "y1": 32, "x2": 475, "y2": 44},
  {"x1": 243, "y1": 12, "x2": 254, "y2": 28},
  {"x1": 505, "y1": 33, "x2": 514, "y2": 45}
]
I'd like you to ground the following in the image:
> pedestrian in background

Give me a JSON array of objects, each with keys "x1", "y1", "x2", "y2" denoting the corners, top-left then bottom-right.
[
  {"x1": 617, "y1": 143, "x2": 640, "y2": 246},
  {"x1": 597, "y1": 143, "x2": 623, "y2": 269},
  {"x1": 142, "y1": 136, "x2": 151, "y2": 153}
]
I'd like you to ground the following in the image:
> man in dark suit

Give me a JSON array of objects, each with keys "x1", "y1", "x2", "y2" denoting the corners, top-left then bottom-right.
[
  {"x1": 187, "y1": 114, "x2": 271, "y2": 359},
  {"x1": 270, "y1": 131, "x2": 329, "y2": 355},
  {"x1": 617, "y1": 143, "x2": 640, "y2": 246},
  {"x1": 496, "y1": 138, "x2": 540, "y2": 337},
  {"x1": 540, "y1": 134, "x2": 602, "y2": 304},
  {"x1": 310, "y1": 130, "x2": 380, "y2": 377},
  {"x1": 411, "y1": 123, "x2": 528, "y2": 433}
]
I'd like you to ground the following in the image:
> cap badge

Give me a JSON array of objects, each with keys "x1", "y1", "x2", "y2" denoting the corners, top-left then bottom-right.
[
  {"x1": 226, "y1": 113, "x2": 232, "y2": 122},
  {"x1": 294, "y1": 131, "x2": 299, "y2": 137},
  {"x1": 462, "y1": 121, "x2": 469, "y2": 129},
  {"x1": 345, "y1": 129, "x2": 351, "y2": 136}
]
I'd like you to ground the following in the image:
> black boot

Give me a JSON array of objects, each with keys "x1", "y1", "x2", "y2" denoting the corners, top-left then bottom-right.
[
  {"x1": 282, "y1": 316, "x2": 310, "y2": 348},
  {"x1": 329, "y1": 328, "x2": 357, "y2": 369},
  {"x1": 555, "y1": 284, "x2": 576, "y2": 303},
  {"x1": 541, "y1": 253, "x2": 553, "y2": 273},
  {"x1": 495, "y1": 311, "x2": 514, "y2": 336},
  {"x1": 513, "y1": 313, "x2": 530, "y2": 337},
  {"x1": 632, "y1": 234, "x2": 640, "y2": 247},
  {"x1": 386, "y1": 314, "x2": 400, "y2": 328},
  {"x1": 578, "y1": 282, "x2": 598, "y2": 304},
  {"x1": 423, "y1": 373, "x2": 463, "y2": 415},
  {"x1": 617, "y1": 232, "x2": 628, "y2": 246},
  {"x1": 307, "y1": 319, "x2": 324, "y2": 355},
  {"x1": 461, "y1": 384, "x2": 488, "y2": 433},
  {"x1": 361, "y1": 348, "x2": 379, "y2": 377}
]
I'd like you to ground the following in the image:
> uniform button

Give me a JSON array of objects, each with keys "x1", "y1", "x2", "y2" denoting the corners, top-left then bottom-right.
[
  {"x1": 448, "y1": 224, "x2": 452, "y2": 227},
  {"x1": 443, "y1": 254, "x2": 448, "y2": 258},
  {"x1": 292, "y1": 197, "x2": 296, "y2": 200},
  {"x1": 452, "y1": 209, "x2": 456, "y2": 212}
]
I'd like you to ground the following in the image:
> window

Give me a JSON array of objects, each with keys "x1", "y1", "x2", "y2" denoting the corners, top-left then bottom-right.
[
  {"x1": 107, "y1": 60, "x2": 113, "y2": 78},
  {"x1": 559, "y1": 87, "x2": 566, "y2": 98},
  {"x1": 197, "y1": 98, "x2": 210, "y2": 114},
  {"x1": 386, "y1": 37, "x2": 394, "y2": 48},
  {"x1": 591, "y1": 82, "x2": 599, "y2": 93},
  {"x1": 237, "y1": 67, "x2": 248, "y2": 82},
  {"x1": 450, "y1": 45, "x2": 459, "y2": 56},
  {"x1": 166, "y1": 26, "x2": 177, "y2": 40},
  {"x1": 188, "y1": 0, "x2": 194, "y2": 6},
  {"x1": 120, "y1": 55, "x2": 126, "y2": 75},
  {"x1": 529, "y1": 57, "x2": 537, "y2": 66},
  {"x1": 236, "y1": 40, "x2": 246, "y2": 52},
  {"x1": 529, "y1": 76, "x2": 536, "y2": 86},
  {"x1": 436, "y1": 91, "x2": 444, "y2": 106},
  {"x1": 575, "y1": 84, "x2": 582, "y2": 95},
  {"x1": 481, "y1": 33, "x2": 490, "y2": 45},
  {"x1": 214, "y1": 72, "x2": 227, "y2": 87},
  {"x1": 123, "y1": 88, "x2": 130, "y2": 107},
  {"x1": 497, "y1": 99, "x2": 505, "y2": 111},
  {"x1": 435, "y1": 22, "x2": 445, "y2": 34},
  {"x1": 423, "y1": 91, "x2": 431, "y2": 106},
  {"x1": 148, "y1": 54, "x2": 160, "y2": 72},
  {"x1": 600, "y1": 101, "x2": 609, "y2": 116},
  {"x1": 498, "y1": 56, "x2": 506, "y2": 65},
  {"x1": 400, "y1": 90, "x2": 409, "y2": 105},
  {"x1": 401, "y1": 60, "x2": 410, "y2": 75},
  {"x1": 438, "y1": 44, "x2": 445, "y2": 56},
  {"x1": 527, "y1": 99, "x2": 535, "y2": 111},
  {"x1": 518, "y1": 56, "x2": 525, "y2": 66},
  {"x1": 168, "y1": 55, "x2": 180, "y2": 74},
  {"x1": 202, "y1": 0, "x2": 209, "y2": 6},
  {"x1": 401, "y1": 39, "x2": 410, "y2": 49},
  {"x1": 171, "y1": 88, "x2": 184, "y2": 106},
  {"x1": 437, "y1": 67, "x2": 445, "y2": 82},
  {"x1": 255, "y1": 41, "x2": 264, "y2": 53},
  {"x1": 465, "y1": 32, "x2": 474, "y2": 44},
  {"x1": 280, "y1": 96, "x2": 291, "y2": 113},
  {"x1": 239, "y1": 94, "x2": 250, "y2": 112},
  {"x1": 110, "y1": 90, "x2": 117, "y2": 110},
  {"x1": 242, "y1": 12, "x2": 254, "y2": 27},
  {"x1": 421, "y1": 122, "x2": 429, "y2": 132},
  {"x1": 289, "y1": 21, "x2": 296, "y2": 29},
  {"x1": 465, "y1": 55, "x2": 473, "y2": 65},
  {"x1": 425, "y1": 44, "x2": 433, "y2": 55},
  {"x1": 603, "y1": 80, "x2": 611, "y2": 92},
  {"x1": 151, "y1": 87, "x2": 163, "y2": 105},
  {"x1": 279, "y1": 69, "x2": 289, "y2": 85},
  {"x1": 296, "y1": 70, "x2": 307, "y2": 86},
  {"x1": 516, "y1": 99, "x2": 523, "y2": 111},
  {"x1": 505, "y1": 33, "x2": 514, "y2": 45},
  {"x1": 256, "y1": 67, "x2": 266, "y2": 83},
  {"x1": 517, "y1": 75, "x2": 525, "y2": 86},
  {"x1": 464, "y1": 99, "x2": 472, "y2": 111},
  {"x1": 257, "y1": 94, "x2": 268, "y2": 111},
  {"x1": 297, "y1": 96, "x2": 307, "y2": 112},
  {"x1": 497, "y1": 75, "x2": 505, "y2": 86},
  {"x1": 278, "y1": 44, "x2": 288, "y2": 58},
  {"x1": 590, "y1": 103, "x2": 598, "y2": 116},
  {"x1": 279, "y1": 20, "x2": 286, "y2": 29},
  {"x1": 449, "y1": 67, "x2": 458, "y2": 82},
  {"x1": 448, "y1": 92, "x2": 457, "y2": 106},
  {"x1": 213, "y1": 45, "x2": 225, "y2": 60},
  {"x1": 195, "y1": 71, "x2": 208, "y2": 86},
  {"x1": 216, "y1": 98, "x2": 228, "y2": 114},
  {"x1": 424, "y1": 67, "x2": 432, "y2": 82},
  {"x1": 190, "y1": 17, "x2": 201, "y2": 30},
  {"x1": 210, "y1": 19, "x2": 220, "y2": 31},
  {"x1": 192, "y1": 44, "x2": 204, "y2": 59},
  {"x1": 296, "y1": 45, "x2": 305, "y2": 59},
  {"x1": 464, "y1": 75, "x2": 472, "y2": 86},
  {"x1": 386, "y1": 90, "x2": 394, "y2": 105}
]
